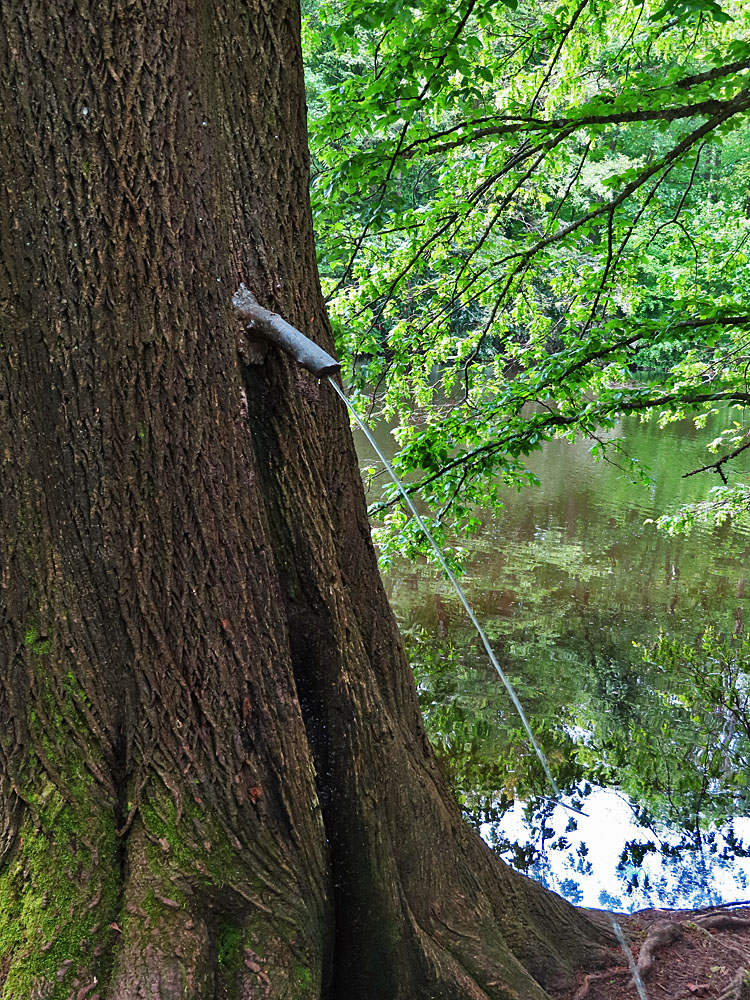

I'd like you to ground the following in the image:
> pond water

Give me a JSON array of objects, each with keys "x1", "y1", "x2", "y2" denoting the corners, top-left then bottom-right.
[{"x1": 354, "y1": 403, "x2": 750, "y2": 911}]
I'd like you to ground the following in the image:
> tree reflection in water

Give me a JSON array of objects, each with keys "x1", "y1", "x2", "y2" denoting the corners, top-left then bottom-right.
[{"x1": 369, "y1": 408, "x2": 750, "y2": 910}]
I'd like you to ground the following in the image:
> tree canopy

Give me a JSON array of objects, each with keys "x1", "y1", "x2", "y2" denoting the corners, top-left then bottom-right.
[{"x1": 305, "y1": 0, "x2": 750, "y2": 556}]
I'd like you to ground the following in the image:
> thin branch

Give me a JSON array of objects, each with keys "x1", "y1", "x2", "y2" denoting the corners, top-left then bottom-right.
[
  {"x1": 667, "y1": 57, "x2": 750, "y2": 92},
  {"x1": 581, "y1": 162, "x2": 679, "y2": 338},
  {"x1": 683, "y1": 434, "x2": 750, "y2": 485},
  {"x1": 672, "y1": 315, "x2": 750, "y2": 330},
  {"x1": 547, "y1": 140, "x2": 591, "y2": 229},
  {"x1": 529, "y1": 0, "x2": 590, "y2": 115},
  {"x1": 398, "y1": 94, "x2": 749, "y2": 160},
  {"x1": 326, "y1": 0, "x2": 479, "y2": 300}
]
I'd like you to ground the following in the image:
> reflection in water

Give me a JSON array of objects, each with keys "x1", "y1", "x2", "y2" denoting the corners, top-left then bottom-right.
[
  {"x1": 330, "y1": 375, "x2": 562, "y2": 800},
  {"x1": 356, "y1": 406, "x2": 750, "y2": 910},
  {"x1": 486, "y1": 787, "x2": 750, "y2": 911}
]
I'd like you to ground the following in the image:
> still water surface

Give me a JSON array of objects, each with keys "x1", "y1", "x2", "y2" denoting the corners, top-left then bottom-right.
[{"x1": 355, "y1": 405, "x2": 750, "y2": 911}]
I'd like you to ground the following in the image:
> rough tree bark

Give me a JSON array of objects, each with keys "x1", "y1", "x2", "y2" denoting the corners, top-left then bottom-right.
[{"x1": 0, "y1": 1, "x2": 613, "y2": 997}]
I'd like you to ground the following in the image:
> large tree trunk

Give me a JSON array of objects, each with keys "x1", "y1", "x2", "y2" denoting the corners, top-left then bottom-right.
[{"x1": 0, "y1": 1, "x2": 613, "y2": 997}]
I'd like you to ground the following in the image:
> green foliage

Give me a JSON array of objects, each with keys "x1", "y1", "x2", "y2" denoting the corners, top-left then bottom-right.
[
  {"x1": 307, "y1": 0, "x2": 750, "y2": 900},
  {"x1": 306, "y1": 0, "x2": 750, "y2": 550},
  {"x1": 584, "y1": 628, "x2": 750, "y2": 831}
]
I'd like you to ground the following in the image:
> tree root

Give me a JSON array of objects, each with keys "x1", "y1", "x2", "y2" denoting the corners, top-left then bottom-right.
[
  {"x1": 570, "y1": 918, "x2": 688, "y2": 1000},
  {"x1": 635, "y1": 912, "x2": 750, "y2": 1000},
  {"x1": 636, "y1": 920, "x2": 684, "y2": 978},
  {"x1": 572, "y1": 910, "x2": 750, "y2": 1000},
  {"x1": 572, "y1": 966, "x2": 630, "y2": 1000},
  {"x1": 687, "y1": 919, "x2": 750, "y2": 965},
  {"x1": 717, "y1": 968, "x2": 750, "y2": 1000},
  {"x1": 696, "y1": 914, "x2": 750, "y2": 933}
]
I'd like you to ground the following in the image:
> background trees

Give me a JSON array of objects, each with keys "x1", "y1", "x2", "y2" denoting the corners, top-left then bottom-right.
[
  {"x1": 304, "y1": 0, "x2": 750, "y2": 914},
  {"x1": 305, "y1": 0, "x2": 750, "y2": 552}
]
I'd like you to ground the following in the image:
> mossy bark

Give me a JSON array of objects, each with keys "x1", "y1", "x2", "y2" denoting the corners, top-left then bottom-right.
[{"x1": 0, "y1": 1, "x2": 613, "y2": 997}]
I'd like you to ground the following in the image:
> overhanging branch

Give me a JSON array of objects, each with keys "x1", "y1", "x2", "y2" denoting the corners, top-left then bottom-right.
[
  {"x1": 399, "y1": 91, "x2": 750, "y2": 160},
  {"x1": 370, "y1": 390, "x2": 750, "y2": 514},
  {"x1": 683, "y1": 433, "x2": 750, "y2": 484}
]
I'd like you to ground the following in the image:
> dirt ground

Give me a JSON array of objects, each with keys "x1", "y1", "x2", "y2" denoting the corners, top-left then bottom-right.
[{"x1": 556, "y1": 905, "x2": 750, "y2": 1000}]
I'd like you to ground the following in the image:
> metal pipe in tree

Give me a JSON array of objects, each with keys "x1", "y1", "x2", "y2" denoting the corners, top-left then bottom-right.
[{"x1": 233, "y1": 283, "x2": 341, "y2": 377}]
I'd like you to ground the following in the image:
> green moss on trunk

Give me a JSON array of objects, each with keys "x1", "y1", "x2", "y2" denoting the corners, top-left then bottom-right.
[{"x1": 0, "y1": 793, "x2": 120, "y2": 998}]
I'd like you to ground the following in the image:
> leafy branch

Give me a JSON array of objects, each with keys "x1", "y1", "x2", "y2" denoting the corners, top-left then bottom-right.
[{"x1": 370, "y1": 389, "x2": 750, "y2": 516}]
